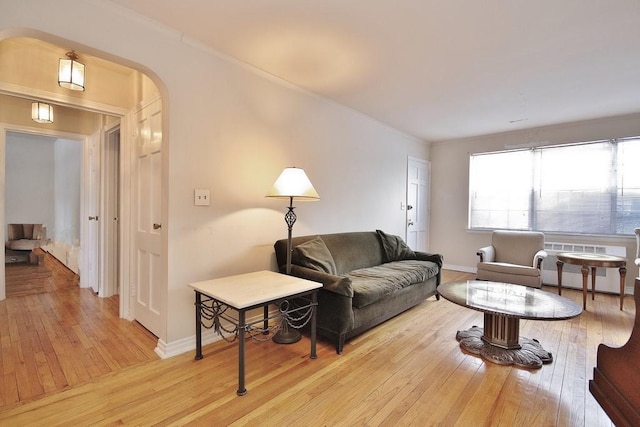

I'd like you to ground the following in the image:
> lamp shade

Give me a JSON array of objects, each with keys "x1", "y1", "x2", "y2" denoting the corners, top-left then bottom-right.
[
  {"x1": 266, "y1": 167, "x2": 320, "y2": 200},
  {"x1": 31, "y1": 102, "x2": 54, "y2": 123},
  {"x1": 58, "y1": 51, "x2": 85, "y2": 91}
]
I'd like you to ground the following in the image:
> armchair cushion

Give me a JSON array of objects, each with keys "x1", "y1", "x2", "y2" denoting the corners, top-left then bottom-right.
[
  {"x1": 491, "y1": 230, "x2": 544, "y2": 266},
  {"x1": 476, "y1": 230, "x2": 546, "y2": 288},
  {"x1": 6, "y1": 224, "x2": 47, "y2": 251},
  {"x1": 478, "y1": 262, "x2": 540, "y2": 277}
]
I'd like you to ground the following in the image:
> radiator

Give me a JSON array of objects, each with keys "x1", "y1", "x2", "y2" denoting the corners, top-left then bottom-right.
[{"x1": 541, "y1": 242, "x2": 626, "y2": 294}]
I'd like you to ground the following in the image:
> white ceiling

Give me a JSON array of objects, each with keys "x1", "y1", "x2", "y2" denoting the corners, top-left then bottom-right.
[{"x1": 107, "y1": 0, "x2": 640, "y2": 142}]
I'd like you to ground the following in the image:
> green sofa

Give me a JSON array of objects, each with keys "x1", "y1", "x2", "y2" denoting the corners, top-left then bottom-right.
[{"x1": 274, "y1": 230, "x2": 443, "y2": 353}]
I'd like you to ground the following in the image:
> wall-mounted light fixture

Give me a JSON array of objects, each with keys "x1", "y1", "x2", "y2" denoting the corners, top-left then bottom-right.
[
  {"x1": 58, "y1": 50, "x2": 85, "y2": 91},
  {"x1": 31, "y1": 102, "x2": 54, "y2": 124}
]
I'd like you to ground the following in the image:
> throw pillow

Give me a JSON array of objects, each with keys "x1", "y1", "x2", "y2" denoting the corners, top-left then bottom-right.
[
  {"x1": 292, "y1": 236, "x2": 337, "y2": 275},
  {"x1": 376, "y1": 229, "x2": 415, "y2": 262}
]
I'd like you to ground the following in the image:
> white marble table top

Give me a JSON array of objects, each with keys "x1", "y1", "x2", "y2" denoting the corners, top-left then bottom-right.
[{"x1": 188, "y1": 270, "x2": 321, "y2": 309}]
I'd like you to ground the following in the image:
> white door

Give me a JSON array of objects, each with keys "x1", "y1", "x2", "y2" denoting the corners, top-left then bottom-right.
[
  {"x1": 133, "y1": 98, "x2": 163, "y2": 337},
  {"x1": 406, "y1": 157, "x2": 430, "y2": 251},
  {"x1": 100, "y1": 124, "x2": 120, "y2": 298},
  {"x1": 81, "y1": 131, "x2": 101, "y2": 293}
]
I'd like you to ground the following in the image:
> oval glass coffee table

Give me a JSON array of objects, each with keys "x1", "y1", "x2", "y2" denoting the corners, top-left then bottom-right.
[{"x1": 438, "y1": 280, "x2": 582, "y2": 369}]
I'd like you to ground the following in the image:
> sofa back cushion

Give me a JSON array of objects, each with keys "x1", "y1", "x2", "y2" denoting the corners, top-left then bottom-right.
[
  {"x1": 291, "y1": 236, "x2": 337, "y2": 275},
  {"x1": 276, "y1": 232, "x2": 385, "y2": 275},
  {"x1": 376, "y1": 229, "x2": 415, "y2": 262}
]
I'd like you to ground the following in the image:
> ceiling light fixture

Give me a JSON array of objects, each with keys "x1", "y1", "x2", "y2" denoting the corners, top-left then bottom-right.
[
  {"x1": 31, "y1": 102, "x2": 54, "y2": 124},
  {"x1": 58, "y1": 50, "x2": 85, "y2": 91}
]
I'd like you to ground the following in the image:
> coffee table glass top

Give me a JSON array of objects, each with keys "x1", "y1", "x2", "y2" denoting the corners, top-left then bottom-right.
[{"x1": 438, "y1": 280, "x2": 582, "y2": 320}]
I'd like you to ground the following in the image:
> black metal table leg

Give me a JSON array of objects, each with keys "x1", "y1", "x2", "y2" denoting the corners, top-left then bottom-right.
[
  {"x1": 237, "y1": 310, "x2": 247, "y2": 396},
  {"x1": 263, "y1": 305, "x2": 269, "y2": 334},
  {"x1": 195, "y1": 291, "x2": 203, "y2": 360},
  {"x1": 310, "y1": 291, "x2": 317, "y2": 359}
]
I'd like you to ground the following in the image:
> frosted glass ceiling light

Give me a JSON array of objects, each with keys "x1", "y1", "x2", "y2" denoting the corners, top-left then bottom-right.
[
  {"x1": 58, "y1": 50, "x2": 85, "y2": 91},
  {"x1": 31, "y1": 102, "x2": 54, "y2": 124}
]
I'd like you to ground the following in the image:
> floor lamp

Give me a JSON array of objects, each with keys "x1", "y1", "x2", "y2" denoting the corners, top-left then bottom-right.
[{"x1": 266, "y1": 167, "x2": 320, "y2": 343}]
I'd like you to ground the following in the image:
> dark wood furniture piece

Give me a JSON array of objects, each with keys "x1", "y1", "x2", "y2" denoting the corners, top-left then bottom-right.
[
  {"x1": 589, "y1": 278, "x2": 640, "y2": 427},
  {"x1": 556, "y1": 252, "x2": 627, "y2": 310},
  {"x1": 438, "y1": 280, "x2": 582, "y2": 369}
]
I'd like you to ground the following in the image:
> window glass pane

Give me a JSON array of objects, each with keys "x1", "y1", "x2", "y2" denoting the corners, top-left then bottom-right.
[
  {"x1": 469, "y1": 150, "x2": 531, "y2": 229},
  {"x1": 469, "y1": 139, "x2": 639, "y2": 235},
  {"x1": 616, "y1": 138, "x2": 640, "y2": 234},
  {"x1": 535, "y1": 142, "x2": 613, "y2": 234}
]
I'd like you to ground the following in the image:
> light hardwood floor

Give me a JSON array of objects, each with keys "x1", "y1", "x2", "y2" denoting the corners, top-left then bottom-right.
[
  {"x1": 0, "y1": 269, "x2": 634, "y2": 425},
  {"x1": 0, "y1": 253, "x2": 158, "y2": 407}
]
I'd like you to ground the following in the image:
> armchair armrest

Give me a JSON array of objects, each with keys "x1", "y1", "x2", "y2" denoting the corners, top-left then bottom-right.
[
  {"x1": 533, "y1": 250, "x2": 548, "y2": 269},
  {"x1": 477, "y1": 246, "x2": 495, "y2": 263},
  {"x1": 289, "y1": 265, "x2": 353, "y2": 298},
  {"x1": 413, "y1": 251, "x2": 443, "y2": 268}
]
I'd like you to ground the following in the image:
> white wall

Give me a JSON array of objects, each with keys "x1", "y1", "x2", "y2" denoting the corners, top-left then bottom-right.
[
  {"x1": 54, "y1": 138, "x2": 82, "y2": 246},
  {"x1": 0, "y1": 1, "x2": 430, "y2": 348},
  {"x1": 5, "y1": 132, "x2": 56, "y2": 230},
  {"x1": 430, "y1": 112, "x2": 640, "y2": 287}
]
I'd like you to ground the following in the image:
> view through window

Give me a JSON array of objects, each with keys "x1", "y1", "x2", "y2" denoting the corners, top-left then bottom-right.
[{"x1": 469, "y1": 137, "x2": 640, "y2": 235}]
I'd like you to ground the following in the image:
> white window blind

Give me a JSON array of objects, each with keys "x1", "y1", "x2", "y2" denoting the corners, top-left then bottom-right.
[{"x1": 469, "y1": 137, "x2": 640, "y2": 235}]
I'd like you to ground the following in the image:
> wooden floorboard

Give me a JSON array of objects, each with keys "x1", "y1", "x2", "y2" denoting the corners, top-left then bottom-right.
[
  {"x1": 0, "y1": 269, "x2": 634, "y2": 425},
  {"x1": 0, "y1": 252, "x2": 158, "y2": 407}
]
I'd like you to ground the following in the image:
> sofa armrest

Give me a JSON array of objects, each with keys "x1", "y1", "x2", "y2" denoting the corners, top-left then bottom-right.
[
  {"x1": 477, "y1": 246, "x2": 495, "y2": 263},
  {"x1": 289, "y1": 265, "x2": 354, "y2": 298},
  {"x1": 413, "y1": 251, "x2": 443, "y2": 268},
  {"x1": 533, "y1": 249, "x2": 548, "y2": 269}
]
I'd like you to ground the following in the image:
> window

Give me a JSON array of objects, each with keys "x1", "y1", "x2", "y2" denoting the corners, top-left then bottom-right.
[{"x1": 469, "y1": 137, "x2": 640, "y2": 235}]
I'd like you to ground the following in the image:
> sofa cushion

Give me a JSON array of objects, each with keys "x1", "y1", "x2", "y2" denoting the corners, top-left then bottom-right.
[
  {"x1": 376, "y1": 230, "x2": 415, "y2": 262},
  {"x1": 292, "y1": 236, "x2": 337, "y2": 275},
  {"x1": 349, "y1": 260, "x2": 439, "y2": 308}
]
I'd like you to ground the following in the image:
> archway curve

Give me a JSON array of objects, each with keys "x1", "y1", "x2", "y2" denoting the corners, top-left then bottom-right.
[{"x1": 0, "y1": 28, "x2": 169, "y2": 339}]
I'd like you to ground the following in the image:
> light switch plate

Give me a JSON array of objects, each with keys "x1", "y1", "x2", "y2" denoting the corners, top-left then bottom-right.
[{"x1": 194, "y1": 189, "x2": 210, "y2": 206}]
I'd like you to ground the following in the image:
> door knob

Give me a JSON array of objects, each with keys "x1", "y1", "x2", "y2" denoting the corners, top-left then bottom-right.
[
  {"x1": 89, "y1": 216, "x2": 99, "y2": 221},
  {"x1": 153, "y1": 223, "x2": 162, "y2": 230},
  {"x1": 408, "y1": 220, "x2": 414, "y2": 226}
]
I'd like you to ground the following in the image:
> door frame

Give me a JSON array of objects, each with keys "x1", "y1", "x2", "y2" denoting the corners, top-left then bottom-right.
[
  {"x1": 0, "y1": 124, "x2": 88, "y2": 299},
  {"x1": 100, "y1": 121, "x2": 122, "y2": 299}
]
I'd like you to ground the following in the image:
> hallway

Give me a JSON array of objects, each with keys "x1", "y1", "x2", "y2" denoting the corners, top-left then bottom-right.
[{"x1": 0, "y1": 252, "x2": 157, "y2": 407}]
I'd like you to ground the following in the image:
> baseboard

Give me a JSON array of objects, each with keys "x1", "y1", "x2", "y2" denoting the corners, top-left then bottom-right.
[
  {"x1": 154, "y1": 308, "x2": 278, "y2": 359},
  {"x1": 443, "y1": 264, "x2": 476, "y2": 274},
  {"x1": 155, "y1": 329, "x2": 222, "y2": 359}
]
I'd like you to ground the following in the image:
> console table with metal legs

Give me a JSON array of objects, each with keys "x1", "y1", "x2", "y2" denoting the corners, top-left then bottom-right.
[{"x1": 189, "y1": 271, "x2": 321, "y2": 396}]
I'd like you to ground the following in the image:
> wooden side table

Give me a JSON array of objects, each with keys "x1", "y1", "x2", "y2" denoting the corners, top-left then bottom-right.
[{"x1": 556, "y1": 252, "x2": 627, "y2": 310}]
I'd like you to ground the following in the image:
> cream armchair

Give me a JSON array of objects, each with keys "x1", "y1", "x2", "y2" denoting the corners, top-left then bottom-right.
[{"x1": 476, "y1": 230, "x2": 547, "y2": 288}]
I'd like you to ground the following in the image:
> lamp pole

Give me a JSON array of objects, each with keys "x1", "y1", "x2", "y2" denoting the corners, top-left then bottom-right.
[{"x1": 285, "y1": 196, "x2": 296, "y2": 275}]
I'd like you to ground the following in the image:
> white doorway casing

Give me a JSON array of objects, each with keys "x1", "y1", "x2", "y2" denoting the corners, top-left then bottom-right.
[
  {"x1": 81, "y1": 130, "x2": 101, "y2": 293},
  {"x1": 100, "y1": 123, "x2": 121, "y2": 298},
  {"x1": 0, "y1": 125, "x2": 91, "y2": 297}
]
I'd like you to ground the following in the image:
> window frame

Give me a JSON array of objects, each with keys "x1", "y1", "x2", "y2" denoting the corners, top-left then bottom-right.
[{"x1": 468, "y1": 137, "x2": 640, "y2": 236}]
